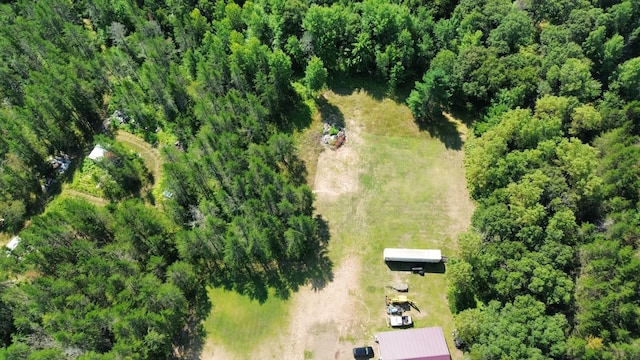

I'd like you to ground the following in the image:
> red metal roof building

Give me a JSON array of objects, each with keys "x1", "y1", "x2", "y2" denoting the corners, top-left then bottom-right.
[{"x1": 375, "y1": 326, "x2": 451, "y2": 360}]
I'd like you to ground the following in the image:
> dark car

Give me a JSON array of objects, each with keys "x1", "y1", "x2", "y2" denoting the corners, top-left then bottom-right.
[
  {"x1": 353, "y1": 346, "x2": 374, "y2": 359},
  {"x1": 452, "y1": 331, "x2": 467, "y2": 351}
]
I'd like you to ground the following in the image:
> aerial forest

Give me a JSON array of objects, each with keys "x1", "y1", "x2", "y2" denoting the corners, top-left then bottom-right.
[{"x1": 0, "y1": 0, "x2": 639, "y2": 359}]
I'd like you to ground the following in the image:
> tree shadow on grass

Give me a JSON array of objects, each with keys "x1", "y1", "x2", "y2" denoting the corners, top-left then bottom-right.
[
  {"x1": 447, "y1": 106, "x2": 476, "y2": 127},
  {"x1": 415, "y1": 112, "x2": 464, "y2": 150},
  {"x1": 327, "y1": 73, "x2": 387, "y2": 101},
  {"x1": 173, "y1": 315, "x2": 208, "y2": 360},
  {"x1": 316, "y1": 96, "x2": 345, "y2": 128},
  {"x1": 385, "y1": 261, "x2": 446, "y2": 274},
  {"x1": 279, "y1": 91, "x2": 314, "y2": 134},
  {"x1": 326, "y1": 72, "x2": 425, "y2": 104}
]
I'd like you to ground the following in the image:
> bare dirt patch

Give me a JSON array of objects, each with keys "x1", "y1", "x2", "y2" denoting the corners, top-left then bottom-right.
[
  {"x1": 261, "y1": 256, "x2": 363, "y2": 360},
  {"x1": 312, "y1": 112, "x2": 364, "y2": 200}
]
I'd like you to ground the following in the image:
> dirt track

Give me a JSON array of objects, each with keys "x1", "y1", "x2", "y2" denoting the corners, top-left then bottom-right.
[{"x1": 257, "y1": 102, "x2": 367, "y2": 360}]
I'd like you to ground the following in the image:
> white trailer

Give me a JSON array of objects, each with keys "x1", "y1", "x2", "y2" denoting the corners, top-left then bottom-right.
[{"x1": 383, "y1": 248, "x2": 442, "y2": 263}]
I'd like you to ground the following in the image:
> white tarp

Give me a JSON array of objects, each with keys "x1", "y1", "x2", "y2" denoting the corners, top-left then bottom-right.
[
  {"x1": 6, "y1": 236, "x2": 20, "y2": 251},
  {"x1": 88, "y1": 145, "x2": 107, "y2": 160}
]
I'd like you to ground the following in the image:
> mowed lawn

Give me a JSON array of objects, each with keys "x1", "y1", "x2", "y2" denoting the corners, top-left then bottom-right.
[
  {"x1": 320, "y1": 90, "x2": 472, "y2": 359},
  {"x1": 202, "y1": 287, "x2": 289, "y2": 351},
  {"x1": 201, "y1": 89, "x2": 473, "y2": 359}
]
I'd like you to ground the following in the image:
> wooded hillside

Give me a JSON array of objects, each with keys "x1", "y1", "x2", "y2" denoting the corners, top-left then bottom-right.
[{"x1": 0, "y1": 0, "x2": 639, "y2": 359}]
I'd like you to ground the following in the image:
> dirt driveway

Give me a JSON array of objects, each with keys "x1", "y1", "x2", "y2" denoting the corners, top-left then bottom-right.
[{"x1": 256, "y1": 106, "x2": 366, "y2": 360}]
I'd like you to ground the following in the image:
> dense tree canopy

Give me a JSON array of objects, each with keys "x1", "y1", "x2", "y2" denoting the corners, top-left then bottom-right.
[
  {"x1": 0, "y1": 0, "x2": 639, "y2": 358},
  {"x1": 0, "y1": 0, "x2": 329, "y2": 357},
  {"x1": 443, "y1": 1, "x2": 640, "y2": 358}
]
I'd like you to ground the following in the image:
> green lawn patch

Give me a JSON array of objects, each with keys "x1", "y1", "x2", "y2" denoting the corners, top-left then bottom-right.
[
  {"x1": 318, "y1": 90, "x2": 472, "y2": 358},
  {"x1": 357, "y1": 133, "x2": 462, "y2": 330},
  {"x1": 203, "y1": 287, "x2": 289, "y2": 355}
]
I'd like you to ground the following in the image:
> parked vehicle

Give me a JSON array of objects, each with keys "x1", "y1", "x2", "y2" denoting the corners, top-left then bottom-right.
[
  {"x1": 452, "y1": 331, "x2": 467, "y2": 351},
  {"x1": 383, "y1": 248, "x2": 442, "y2": 263},
  {"x1": 389, "y1": 314, "x2": 413, "y2": 327},
  {"x1": 353, "y1": 346, "x2": 374, "y2": 359}
]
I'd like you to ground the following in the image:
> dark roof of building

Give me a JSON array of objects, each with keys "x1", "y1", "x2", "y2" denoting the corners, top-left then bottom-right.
[{"x1": 375, "y1": 326, "x2": 451, "y2": 360}]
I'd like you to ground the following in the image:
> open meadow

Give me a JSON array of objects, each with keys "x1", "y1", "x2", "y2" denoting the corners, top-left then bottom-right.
[{"x1": 200, "y1": 87, "x2": 474, "y2": 360}]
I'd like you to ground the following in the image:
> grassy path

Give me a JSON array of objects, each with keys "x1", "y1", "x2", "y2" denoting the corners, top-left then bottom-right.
[
  {"x1": 115, "y1": 130, "x2": 162, "y2": 183},
  {"x1": 62, "y1": 189, "x2": 109, "y2": 206},
  {"x1": 200, "y1": 89, "x2": 474, "y2": 360}
]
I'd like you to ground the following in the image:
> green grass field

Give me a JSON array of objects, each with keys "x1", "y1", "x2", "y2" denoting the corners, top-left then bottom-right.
[
  {"x1": 202, "y1": 88, "x2": 473, "y2": 359},
  {"x1": 202, "y1": 287, "x2": 289, "y2": 351},
  {"x1": 319, "y1": 91, "x2": 472, "y2": 359},
  {"x1": 354, "y1": 134, "x2": 465, "y2": 339}
]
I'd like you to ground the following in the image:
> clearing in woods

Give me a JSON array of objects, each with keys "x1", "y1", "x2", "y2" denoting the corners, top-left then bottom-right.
[
  {"x1": 2, "y1": 131, "x2": 162, "y2": 247},
  {"x1": 56, "y1": 130, "x2": 163, "y2": 206},
  {"x1": 200, "y1": 89, "x2": 474, "y2": 360}
]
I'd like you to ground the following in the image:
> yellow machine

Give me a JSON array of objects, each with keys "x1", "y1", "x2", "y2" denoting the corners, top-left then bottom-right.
[
  {"x1": 388, "y1": 295, "x2": 411, "y2": 304},
  {"x1": 385, "y1": 295, "x2": 420, "y2": 312}
]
